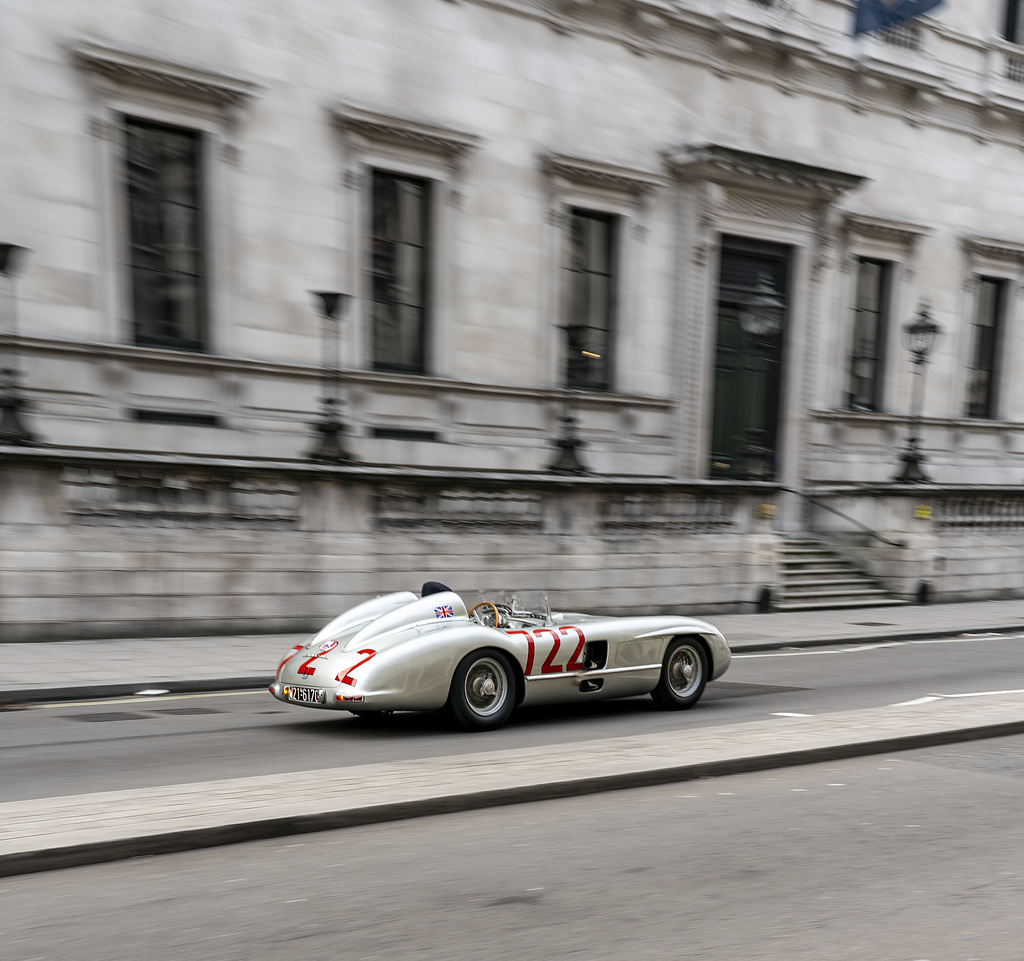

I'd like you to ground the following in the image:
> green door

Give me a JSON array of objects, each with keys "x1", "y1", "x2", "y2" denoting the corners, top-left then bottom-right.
[{"x1": 709, "y1": 237, "x2": 789, "y2": 480}]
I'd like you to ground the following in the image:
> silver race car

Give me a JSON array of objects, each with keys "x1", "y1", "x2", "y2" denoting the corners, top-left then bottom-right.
[{"x1": 270, "y1": 584, "x2": 731, "y2": 731}]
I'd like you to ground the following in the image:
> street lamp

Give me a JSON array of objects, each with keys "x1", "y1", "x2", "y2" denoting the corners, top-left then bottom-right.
[
  {"x1": 893, "y1": 302, "x2": 942, "y2": 484},
  {"x1": 306, "y1": 290, "x2": 355, "y2": 463},
  {"x1": 0, "y1": 243, "x2": 39, "y2": 446},
  {"x1": 546, "y1": 325, "x2": 589, "y2": 475},
  {"x1": 738, "y1": 275, "x2": 785, "y2": 480}
]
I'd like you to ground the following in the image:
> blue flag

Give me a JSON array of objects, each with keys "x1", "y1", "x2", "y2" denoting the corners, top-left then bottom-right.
[{"x1": 853, "y1": 0, "x2": 945, "y2": 35}]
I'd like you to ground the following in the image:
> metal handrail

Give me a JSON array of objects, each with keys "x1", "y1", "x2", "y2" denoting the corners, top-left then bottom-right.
[{"x1": 781, "y1": 486, "x2": 907, "y2": 548}]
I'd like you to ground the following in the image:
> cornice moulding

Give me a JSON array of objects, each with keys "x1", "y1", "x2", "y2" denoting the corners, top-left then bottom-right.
[
  {"x1": 69, "y1": 39, "x2": 263, "y2": 106},
  {"x1": 541, "y1": 152, "x2": 667, "y2": 196},
  {"x1": 961, "y1": 234, "x2": 1024, "y2": 262},
  {"x1": 843, "y1": 214, "x2": 932, "y2": 245},
  {"x1": 330, "y1": 101, "x2": 483, "y2": 158},
  {"x1": 666, "y1": 143, "x2": 866, "y2": 198}
]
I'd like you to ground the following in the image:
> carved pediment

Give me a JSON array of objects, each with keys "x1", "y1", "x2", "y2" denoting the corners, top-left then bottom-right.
[
  {"x1": 541, "y1": 152, "x2": 667, "y2": 198},
  {"x1": 962, "y1": 234, "x2": 1024, "y2": 264},
  {"x1": 331, "y1": 101, "x2": 482, "y2": 159},
  {"x1": 70, "y1": 39, "x2": 262, "y2": 106},
  {"x1": 667, "y1": 143, "x2": 866, "y2": 199},
  {"x1": 844, "y1": 213, "x2": 931, "y2": 251}
]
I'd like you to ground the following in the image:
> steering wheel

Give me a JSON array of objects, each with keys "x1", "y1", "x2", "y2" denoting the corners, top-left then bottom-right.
[{"x1": 469, "y1": 601, "x2": 502, "y2": 629}]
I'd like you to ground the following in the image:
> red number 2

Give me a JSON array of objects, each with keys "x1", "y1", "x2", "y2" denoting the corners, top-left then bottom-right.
[
  {"x1": 506, "y1": 626, "x2": 586, "y2": 675},
  {"x1": 560, "y1": 626, "x2": 586, "y2": 671},
  {"x1": 534, "y1": 628, "x2": 562, "y2": 674},
  {"x1": 339, "y1": 649, "x2": 377, "y2": 687},
  {"x1": 506, "y1": 631, "x2": 534, "y2": 674}
]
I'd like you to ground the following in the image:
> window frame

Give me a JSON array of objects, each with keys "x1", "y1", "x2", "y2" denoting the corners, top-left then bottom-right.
[
  {"x1": 845, "y1": 256, "x2": 892, "y2": 413},
  {"x1": 960, "y1": 235, "x2": 1024, "y2": 425},
  {"x1": 366, "y1": 168, "x2": 433, "y2": 375},
  {"x1": 72, "y1": 40, "x2": 259, "y2": 355},
  {"x1": 122, "y1": 115, "x2": 209, "y2": 353},
  {"x1": 563, "y1": 207, "x2": 618, "y2": 391},
  {"x1": 965, "y1": 276, "x2": 1006, "y2": 419},
  {"x1": 540, "y1": 152, "x2": 664, "y2": 395},
  {"x1": 838, "y1": 214, "x2": 930, "y2": 415},
  {"x1": 1006, "y1": 0, "x2": 1024, "y2": 44},
  {"x1": 331, "y1": 102, "x2": 481, "y2": 378}
]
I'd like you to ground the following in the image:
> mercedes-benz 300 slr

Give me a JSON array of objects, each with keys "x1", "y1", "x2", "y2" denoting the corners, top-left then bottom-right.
[{"x1": 269, "y1": 586, "x2": 731, "y2": 731}]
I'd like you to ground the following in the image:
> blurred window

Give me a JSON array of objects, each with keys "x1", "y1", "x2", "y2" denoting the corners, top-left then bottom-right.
[
  {"x1": 966, "y1": 277, "x2": 1005, "y2": 419},
  {"x1": 125, "y1": 117, "x2": 207, "y2": 352},
  {"x1": 563, "y1": 209, "x2": 616, "y2": 391},
  {"x1": 1006, "y1": 0, "x2": 1024, "y2": 43},
  {"x1": 846, "y1": 258, "x2": 891, "y2": 412},
  {"x1": 368, "y1": 170, "x2": 431, "y2": 374}
]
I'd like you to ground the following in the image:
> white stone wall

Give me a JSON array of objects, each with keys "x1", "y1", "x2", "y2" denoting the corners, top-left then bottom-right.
[
  {"x1": 0, "y1": 457, "x2": 777, "y2": 640},
  {"x1": 1, "y1": 0, "x2": 1023, "y2": 479},
  {"x1": 7, "y1": 0, "x2": 1024, "y2": 633}
]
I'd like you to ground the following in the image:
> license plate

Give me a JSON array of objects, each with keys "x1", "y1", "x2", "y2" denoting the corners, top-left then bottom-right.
[{"x1": 287, "y1": 686, "x2": 326, "y2": 704}]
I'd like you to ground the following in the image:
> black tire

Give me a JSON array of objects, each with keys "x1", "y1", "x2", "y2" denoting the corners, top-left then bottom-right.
[
  {"x1": 447, "y1": 648, "x2": 516, "y2": 731},
  {"x1": 650, "y1": 637, "x2": 708, "y2": 710}
]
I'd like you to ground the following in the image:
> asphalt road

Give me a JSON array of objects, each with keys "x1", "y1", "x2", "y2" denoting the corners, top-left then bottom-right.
[
  {"x1": 2, "y1": 632, "x2": 1023, "y2": 804},
  {"x1": 2, "y1": 734, "x2": 1022, "y2": 961}
]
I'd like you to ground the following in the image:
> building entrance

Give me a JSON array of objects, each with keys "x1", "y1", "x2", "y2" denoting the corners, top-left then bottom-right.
[{"x1": 709, "y1": 236, "x2": 790, "y2": 480}]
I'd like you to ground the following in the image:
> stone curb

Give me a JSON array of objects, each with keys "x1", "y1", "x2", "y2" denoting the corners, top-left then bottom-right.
[
  {"x1": 730, "y1": 623, "x2": 1024, "y2": 652},
  {"x1": 4, "y1": 697, "x2": 1024, "y2": 879},
  {"x1": 0, "y1": 677, "x2": 270, "y2": 706}
]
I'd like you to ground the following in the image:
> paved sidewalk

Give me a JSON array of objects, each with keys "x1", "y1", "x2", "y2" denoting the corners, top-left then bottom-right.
[
  {"x1": 3, "y1": 598, "x2": 1024, "y2": 702},
  {"x1": 4, "y1": 690, "x2": 1024, "y2": 878}
]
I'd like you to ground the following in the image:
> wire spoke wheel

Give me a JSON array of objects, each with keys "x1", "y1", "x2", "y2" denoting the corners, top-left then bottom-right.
[
  {"x1": 666, "y1": 644, "x2": 701, "y2": 698},
  {"x1": 651, "y1": 637, "x2": 708, "y2": 710},
  {"x1": 448, "y1": 649, "x2": 516, "y2": 731},
  {"x1": 464, "y1": 656, "x2": 509, "y2": 717}
]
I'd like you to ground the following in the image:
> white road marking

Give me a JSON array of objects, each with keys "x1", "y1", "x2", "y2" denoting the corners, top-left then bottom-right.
[
  {"x1": 771, "y1": 712, "x2": 812, "y2": 717},
  {"x1": 893, "y1": 688, "x2": 1024, "y2": 706},
  {"x1": 133, "y1": 689, "x2": 170, "y2": 695}
]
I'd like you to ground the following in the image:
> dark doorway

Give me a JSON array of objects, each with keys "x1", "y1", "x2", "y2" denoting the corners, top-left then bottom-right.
[{"x1": 709, "y1": 236, "x2": 791, "y2": 480}]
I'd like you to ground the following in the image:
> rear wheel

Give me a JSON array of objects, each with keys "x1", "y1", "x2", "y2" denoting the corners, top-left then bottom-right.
[
  {"x1": 447, "y1": 648, "x2": 515, "y2": 731},
  {"x1": 650, "y1": 637, "x2": 708, "y2": 710}
]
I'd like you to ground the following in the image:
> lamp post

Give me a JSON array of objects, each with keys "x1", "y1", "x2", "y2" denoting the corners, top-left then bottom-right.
[
  {"x1": 0, "y1": 243, "x2": 39, "y2": 446},
  {"x1": 893, "y1": 302, "x2": 942, "y2": 484},
  {"x1": 737, "y1": 275, "x2": 785, "y2": 481},
  {"x1": 546, "y1": 325, "x2": 590, "y2": 475},
  {"x1": 306, "y1": 290, "x2": 355, "y2": 463}
]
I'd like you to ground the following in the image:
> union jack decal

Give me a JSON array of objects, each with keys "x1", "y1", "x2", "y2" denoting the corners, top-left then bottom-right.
[{"x1": 434, "y1": 605, "x2": 454, "y2": 619}]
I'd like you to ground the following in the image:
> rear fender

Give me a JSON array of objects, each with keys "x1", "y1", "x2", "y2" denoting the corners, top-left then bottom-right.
[{"x1": 339, "y1": 624, "x2": 527, "y2": 710}]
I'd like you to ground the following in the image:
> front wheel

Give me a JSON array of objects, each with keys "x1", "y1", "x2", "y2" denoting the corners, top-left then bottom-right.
[
  {"x1": 447, "y1": 648, "x2": 516, "y2": 731},
  {"x1": 650, "y1": 637, "x2": 708, "y2": 710}
]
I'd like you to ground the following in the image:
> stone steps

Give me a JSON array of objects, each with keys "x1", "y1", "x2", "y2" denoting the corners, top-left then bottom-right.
[{"x1": 774, "y1": 535, "x2": 907, "y2": 612}]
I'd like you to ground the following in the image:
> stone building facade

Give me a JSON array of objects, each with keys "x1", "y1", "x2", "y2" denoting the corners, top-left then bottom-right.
[{"x1": 4, "y1": 0, "x2": 1024, "y2": 639}]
